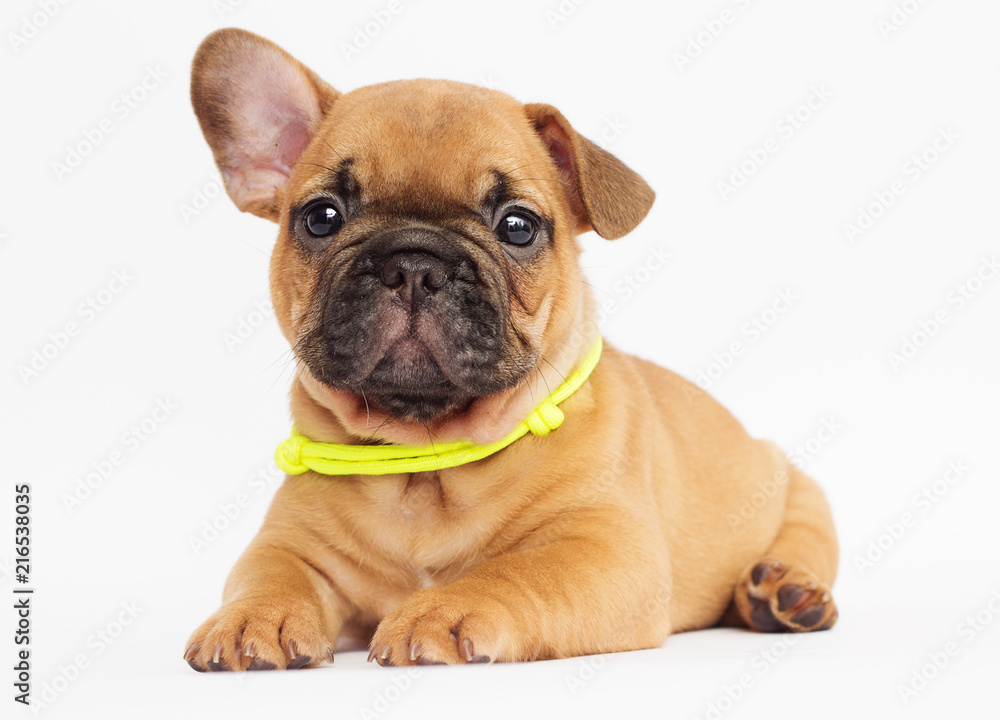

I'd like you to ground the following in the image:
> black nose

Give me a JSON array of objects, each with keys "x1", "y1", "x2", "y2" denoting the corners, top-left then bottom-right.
[{"x1": 379, "y1": 252, "x2": 448, "y2": 309}]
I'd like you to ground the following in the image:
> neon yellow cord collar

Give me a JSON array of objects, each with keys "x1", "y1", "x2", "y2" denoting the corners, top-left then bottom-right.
[{"x1": 275, "y1": 337, "x2": 603, "y2": 476}]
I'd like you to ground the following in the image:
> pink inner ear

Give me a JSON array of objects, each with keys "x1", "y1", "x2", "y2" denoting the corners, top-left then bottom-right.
[
  {"x1": 534, "y1": 116, "x2": 589, "y2": 231},
  {"x1": 277, "y1": 119, "x2": 313, "y2": 171},
  {"x1": 537, "y1": 118, "x2": 576, "y2": 184},
  {"x1": 219, "y1": 50, "x2": 323, "y2": 214},
  {"x1": 549, "y1": 140, "x2": 574, "y2": 180}
]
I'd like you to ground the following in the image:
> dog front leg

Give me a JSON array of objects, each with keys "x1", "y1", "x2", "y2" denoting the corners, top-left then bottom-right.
[
  {"x1": 369, "y1": 515, "x2": 672, "y2": 665},
  {"x1": 184, "y1": 541, "x2": 349, "y2": 671}
]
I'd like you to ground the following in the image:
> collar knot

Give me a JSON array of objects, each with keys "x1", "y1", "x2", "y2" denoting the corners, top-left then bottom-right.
[
  {"x1": 279, "y1": 432, "x2": 310, "y2": 474},
  {"x1": 525, "y1": 400, "x2": 565, "y2": 436}
]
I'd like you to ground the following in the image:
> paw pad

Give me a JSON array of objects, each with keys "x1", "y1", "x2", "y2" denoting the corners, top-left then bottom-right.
[{"x1": 739, "y1": 559, "x2": 837, "y2": 633}]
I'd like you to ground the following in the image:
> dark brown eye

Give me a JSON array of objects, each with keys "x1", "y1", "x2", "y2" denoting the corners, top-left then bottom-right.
[
  {"x1": 304, "y1": 202, "x2": 343, "y2": 238},
  {"x1": 497, "y1": 212, "x2": 537, "y2": 247}
]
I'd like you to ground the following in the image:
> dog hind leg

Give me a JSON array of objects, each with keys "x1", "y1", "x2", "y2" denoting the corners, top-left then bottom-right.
[{"x1": 727, "y1": 465, "x2": 839, "y2": 632}]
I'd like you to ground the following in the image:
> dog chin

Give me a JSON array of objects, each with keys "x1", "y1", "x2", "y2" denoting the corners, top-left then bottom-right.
[
  {"x1": 328, "y1": 337, "x2": 471, "y2": 421},
  {"x1": 366, "y1": 391, "x2": 470, "y2": 423},
  {"x1": 363, "y1": 368, "x2": 472, "y2": 423}
]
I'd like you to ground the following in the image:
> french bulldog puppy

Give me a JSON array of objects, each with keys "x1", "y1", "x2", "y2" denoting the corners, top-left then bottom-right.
[{"x1": 185, "y1": 28, "x2": 837, "y2": 671}]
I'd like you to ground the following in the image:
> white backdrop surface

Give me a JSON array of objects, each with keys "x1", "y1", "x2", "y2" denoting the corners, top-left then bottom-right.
[{"x1": 1, "y1": 1, "x2": 998, "y2": 718}]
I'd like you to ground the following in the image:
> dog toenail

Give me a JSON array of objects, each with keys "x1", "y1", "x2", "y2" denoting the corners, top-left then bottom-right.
[{"x1": 460, "y1": 638, "x2": 491, "y2": 663}]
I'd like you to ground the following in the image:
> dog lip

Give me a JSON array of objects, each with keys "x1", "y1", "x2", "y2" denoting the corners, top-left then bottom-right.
[
  {"x1": 386, "y1": 336, "x2": 437, "y2": 370},
  {"x1": 360, "y1": 336, "x2": 471, "y2": 420},
  {"x1": 366, "y1": 336, "x2": 453, "y2": 391}
]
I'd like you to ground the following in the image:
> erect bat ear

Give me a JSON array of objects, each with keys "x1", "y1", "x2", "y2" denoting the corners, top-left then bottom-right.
[
  {"x1": 190, "y1": 28, "x2": 339, "y2": 221},
  {"x1": 524, "y1": 103, "x2": 655, "y2": 240}
]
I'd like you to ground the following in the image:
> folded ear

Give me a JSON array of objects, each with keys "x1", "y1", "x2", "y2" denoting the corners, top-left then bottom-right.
[
  {"x1": 524, "y1": 104, "x2": 655, "y2": 240},
  {"x1": 190, "y1": 28, "x2": 339, "y2": 221}
]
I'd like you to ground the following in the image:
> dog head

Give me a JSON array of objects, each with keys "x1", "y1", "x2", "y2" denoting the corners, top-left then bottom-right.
[{"x1": 191, "y1": 29, "x2": 653, "y2": 442}]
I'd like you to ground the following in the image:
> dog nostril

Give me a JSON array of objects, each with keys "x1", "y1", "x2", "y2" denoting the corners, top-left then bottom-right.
[
  {"x1": 424, "y1": 267, "x2": 447, "y2": 292},
  {"x1": 379, "y1": 252, "x2": 448, "y2": 308},
  {"x1": 381, "y1": 266, "x2": 405, "y2": 290}
]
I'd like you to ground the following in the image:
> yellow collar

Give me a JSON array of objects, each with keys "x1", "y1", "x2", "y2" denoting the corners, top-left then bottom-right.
[{"x1": 275, "y1": 337, "x2": 603, "y2": 476}]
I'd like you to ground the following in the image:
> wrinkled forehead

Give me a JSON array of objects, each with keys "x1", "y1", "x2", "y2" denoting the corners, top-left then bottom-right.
[{"x1": 292, "y1": 80, "x2": 553, "y2": 214}]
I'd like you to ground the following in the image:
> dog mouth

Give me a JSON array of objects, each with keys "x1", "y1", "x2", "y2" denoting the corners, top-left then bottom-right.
[
  {"x1": 360, "y1": 337, "x2": 470, "y2": 420},
  {"x1": 305, "y1": 313, "x2": 531, "y2": 422},
  {"x1": 303, "y1": 303, "x2": 512, "y2": 421}
]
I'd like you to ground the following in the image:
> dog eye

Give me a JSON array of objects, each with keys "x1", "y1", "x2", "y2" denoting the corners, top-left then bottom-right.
[
  {"x1": 304, "y1": 202, "x2": 343, "y2": 238},
  {"x1": 497, "y1": 212, "x2": 537, "y2": 247}
]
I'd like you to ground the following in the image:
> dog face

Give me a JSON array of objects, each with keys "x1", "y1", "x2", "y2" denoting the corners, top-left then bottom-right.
[
  {"x1": 279, "y1": 82, "x2": 574, "y2": 422},
  {"x1": 191, "y1": 29, "x2": 654, "y2": 426}
]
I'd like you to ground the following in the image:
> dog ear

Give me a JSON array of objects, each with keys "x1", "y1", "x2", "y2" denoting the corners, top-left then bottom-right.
[
  {"x1": 190, "y1": 28, "x2": 339, "y2": 221},
  {"x1": 524, "y1": 104, "x2": 654, "y2": 240}
]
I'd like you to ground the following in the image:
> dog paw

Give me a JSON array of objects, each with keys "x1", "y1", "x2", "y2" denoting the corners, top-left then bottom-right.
[
  {"x1": 369, "y1": 589, "x2": 503, "y2": 666},
  {"x1": 735, "y1": 559, "x2": 838, "y2": 633},
  {"x1": 184, "y1": 597, "x2": 334, "y2": 672}
]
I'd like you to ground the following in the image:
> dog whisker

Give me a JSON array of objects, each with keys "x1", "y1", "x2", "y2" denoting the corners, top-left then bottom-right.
[
  {"x1": 539, "y1": 354, "x2": 568, "y2": 386},
  {"x1": 360, "y1": 386, "x2": 371, "y2": 427}
]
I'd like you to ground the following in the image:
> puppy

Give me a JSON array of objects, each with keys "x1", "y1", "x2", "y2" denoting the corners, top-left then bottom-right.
[{"x1": 185, "y1": 28, "x2": 838, "y2": 670}]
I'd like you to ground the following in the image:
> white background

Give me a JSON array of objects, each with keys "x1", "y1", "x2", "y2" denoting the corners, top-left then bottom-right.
[{"x1": 2, "y1": 0, "x2": 998, "y2": 718}]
